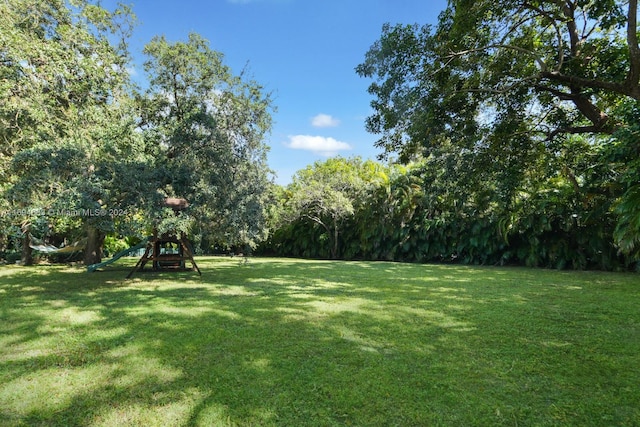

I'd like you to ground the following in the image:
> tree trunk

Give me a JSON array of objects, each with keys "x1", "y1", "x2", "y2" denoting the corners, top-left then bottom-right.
[
  {"x1": 331, "y1": 221, "x2": 339, "y2": 260},
  {"x1": 21, "y1": 225, "x2": 33, "y2": 266},
  {"x1": 84, "y1": 226, "x2": 104, "y2": 265}
]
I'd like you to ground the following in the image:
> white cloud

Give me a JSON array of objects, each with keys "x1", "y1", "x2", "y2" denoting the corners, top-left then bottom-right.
[
  {"x1": 311, "y1": 113, "x2": 340, "y2": 128},
  {"x1": 285, "y1": 135, "x2": 352, "y2": 156}
]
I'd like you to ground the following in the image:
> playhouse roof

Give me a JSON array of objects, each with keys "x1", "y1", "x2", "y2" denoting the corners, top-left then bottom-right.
[{"x1": 164, "y1": 197, "x2": 189, "y2": 211}]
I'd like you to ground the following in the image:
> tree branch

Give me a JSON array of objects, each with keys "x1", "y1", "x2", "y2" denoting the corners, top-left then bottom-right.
[
  {"x1": 534, "y1": 83, "x2": 614, "y2": 134},
  {"x1": 546, "y1": 124, "x2": 612, "y2": 140},
  {"x1": 446, "y1": 44, "x2": 549, "y2": 72},
  {"x1": 540, "y1": 70, "x2": 634, "y2": 99},
  {"x1": 302, "y1": 213, "x2": 331, "y2": 235},
  {"x1": 557, "y1": 0, "x2": 581, "y2": 58},
  {"x1": 458, "y1": 75, "x2": 540, "y2": 95}
]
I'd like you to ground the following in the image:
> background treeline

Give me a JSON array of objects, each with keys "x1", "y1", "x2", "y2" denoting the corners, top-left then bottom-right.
[{"x1": 261, "y1": 144, "x2": 638, "y2": 270}]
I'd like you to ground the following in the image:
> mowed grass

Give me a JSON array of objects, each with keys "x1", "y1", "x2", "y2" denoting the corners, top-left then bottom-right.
[{"x1": 0, "y1": 257, "x2": 638, "y2": 426}]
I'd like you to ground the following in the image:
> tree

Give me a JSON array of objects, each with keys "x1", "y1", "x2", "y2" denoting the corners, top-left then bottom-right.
[
  {"x1": 356, "y1": 0, "x2": 640, "y2": 258},
  {"x1": 1, "y1": 0, "x2": 137, "y2": 264},
  {"x1": 139, "y1": 33, "x2": 274, "y2": 251},
  {"x1": 278, "y1": 157, "x2": 380, "y2": 259},
  {"x1": 357, "y1": 1, "x2": 640, "y2": 156}
]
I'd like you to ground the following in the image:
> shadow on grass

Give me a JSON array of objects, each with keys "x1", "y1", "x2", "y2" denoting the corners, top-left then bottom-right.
[{"x1": 1, "y1": 258, "x2": 639, "y2": 426}]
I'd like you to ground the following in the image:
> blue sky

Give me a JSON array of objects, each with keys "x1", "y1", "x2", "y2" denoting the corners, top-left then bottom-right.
[{"x1": 118, "y1": 0, "x2": 448, "y2": 184}]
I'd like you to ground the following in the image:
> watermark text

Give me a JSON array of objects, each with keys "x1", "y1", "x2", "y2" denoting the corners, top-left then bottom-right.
[{"x1": 1, "y1": 208, "x2": 130, "y2": 218}]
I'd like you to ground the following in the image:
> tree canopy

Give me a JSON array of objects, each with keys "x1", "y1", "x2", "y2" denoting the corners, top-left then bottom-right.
[
  {"x1": 139, "y1": 33, "x2": 274, "y2": 251},
  {"x1": 356, "y1": 0, "x2": 640, "y2": 258},
  {"x1": 1, "y1": 0, "x2": 138, "y2": 264},
  {"x1": 357, "y1": 0, "x2": 640, "y2": 159},
  {"x1": 0, "y1": 1, "x2": 274, "y2": 264}
]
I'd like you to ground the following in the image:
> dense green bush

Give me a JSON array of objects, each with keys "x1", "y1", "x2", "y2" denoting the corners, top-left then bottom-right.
[{"x1": 261, "y1": 153, "x2": 637, "y2": 271}]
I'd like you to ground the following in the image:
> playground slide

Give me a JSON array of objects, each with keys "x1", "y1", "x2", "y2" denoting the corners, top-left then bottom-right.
[{"x1": 86, "y1": 237, "x2": 150, "y2": 272}]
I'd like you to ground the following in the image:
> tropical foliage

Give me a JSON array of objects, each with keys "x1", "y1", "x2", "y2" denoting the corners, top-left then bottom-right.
[
  {"x1": 264, "y1": 0, "x2": 637, "y2": 270},
  {"x1": 1, "y1": 0, "x2": 137, "y2": 264},
  {"x1": 352, "y1": 0, "x2": 640, "y2": 265},
  {"x1": 261, "y1": 152, "x2": 634, "y2": 270}
]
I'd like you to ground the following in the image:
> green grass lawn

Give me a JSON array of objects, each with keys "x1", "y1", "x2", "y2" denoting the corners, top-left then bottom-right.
[{"x1": 0, "y1": 257, "x2": 639, "y2": 426}]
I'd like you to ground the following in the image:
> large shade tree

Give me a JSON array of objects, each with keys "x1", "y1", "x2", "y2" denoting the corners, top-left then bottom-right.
[
  {"x1": 1, "y1": 0, "x2": 138, "y2": 264},
  {"x1": 139, "y1": 33, "x2": 274, "y2": 251},
  {"x1": 357, "y1": 0, "x2": 640, "y2": 256}
]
